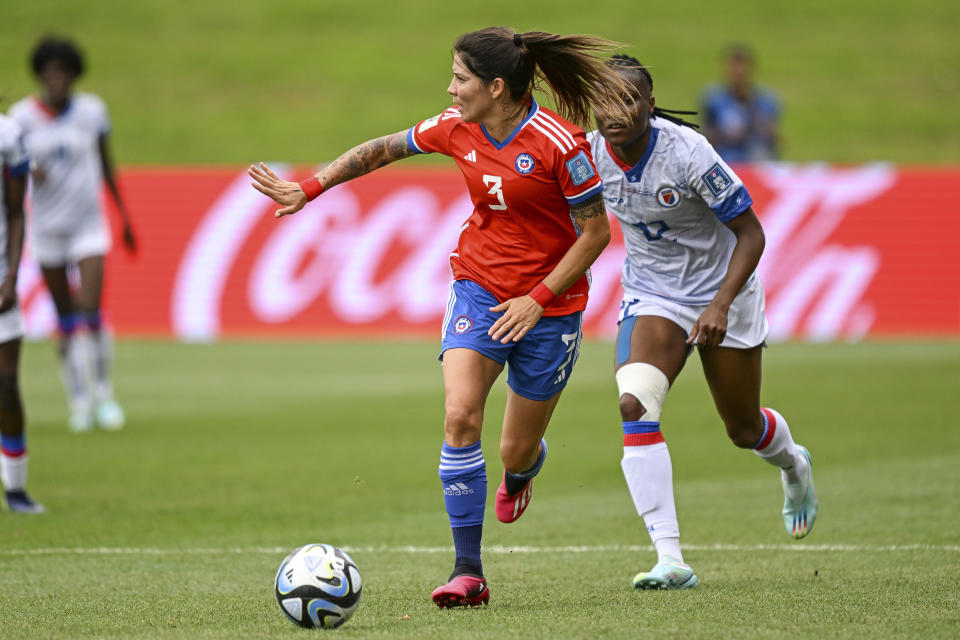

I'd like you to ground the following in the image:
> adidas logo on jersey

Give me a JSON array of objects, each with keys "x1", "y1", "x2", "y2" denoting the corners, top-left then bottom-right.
[
  {"x1": 443, "y1": 482, "x2": 474, "y2": 496},
  {"x1": 463, "y1": 150, "x2": 477, "y2": 163}
]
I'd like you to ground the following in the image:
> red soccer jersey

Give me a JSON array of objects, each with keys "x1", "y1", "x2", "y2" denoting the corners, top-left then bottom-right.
[{"x1": 407, "y1": 100, "x2": 604, "y2": 316}]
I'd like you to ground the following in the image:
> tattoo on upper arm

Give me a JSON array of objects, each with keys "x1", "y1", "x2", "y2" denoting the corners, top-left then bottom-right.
[
  {"x1": 323, "y1": 132, "x2": 412, "y2": 187},
  {"x1": 571, "y1": 194, "x2": 606, "y2": 225},
  {"x1": 385, "y1": 132, "x2": 411, "y2": 161}
]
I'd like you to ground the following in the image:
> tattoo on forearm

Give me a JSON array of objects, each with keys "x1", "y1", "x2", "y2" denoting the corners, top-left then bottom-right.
[
  {"x1": 572, "y1": 197, "x2": 605, "y2": 225},
  {"x1": 322, "y1": 133, "x2": 411, "y2": 188}
]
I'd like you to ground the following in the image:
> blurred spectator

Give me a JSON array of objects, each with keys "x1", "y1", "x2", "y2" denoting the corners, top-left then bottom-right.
[{"x1": 701, "y1": 44, "x2": 780, "y2": 163}]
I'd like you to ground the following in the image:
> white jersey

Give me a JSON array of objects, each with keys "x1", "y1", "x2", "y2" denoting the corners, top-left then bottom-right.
[
  {"x1": 588, "y1": 117, "x2": 756, "y2": 305},
  {"x1": 8, "y1": 92, "x2": 110, "y2": 235},
  {"x1": 0, "y1": 115, "x2": 30, "y2": 282}
]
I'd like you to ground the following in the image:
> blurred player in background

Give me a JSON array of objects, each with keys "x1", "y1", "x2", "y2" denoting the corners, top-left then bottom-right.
[
  {"x1": 701, "y1": 44, "x2": 781, "y2": 163},
  {"x1": 250, "y1": 27, "x2": 633, "y2": 609},
  {"x1": 0, "y1": 113, "x2": 44, "y2": 513},
  {"x1": 589, "y1": 55, "x2": 816, "y2": 589},
  {"x1": 9, "y1": 36, "x2": 137, "y2": 433}
]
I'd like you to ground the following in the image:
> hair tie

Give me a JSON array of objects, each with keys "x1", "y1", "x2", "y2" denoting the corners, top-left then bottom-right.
[{"x1": 513, "y1": 33, "x2": 523, "y2": 47}]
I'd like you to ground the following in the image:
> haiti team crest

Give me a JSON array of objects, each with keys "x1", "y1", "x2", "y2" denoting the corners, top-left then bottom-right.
[
  {"x1": 515, "y1": 153, "x2": 535, "y2": 174},
  {"x1": 453, "y1": 315, "x2": 473, "y2": 334},
  {"x1": 656, "y1": 186, "x2": 680, "y2": 208}
]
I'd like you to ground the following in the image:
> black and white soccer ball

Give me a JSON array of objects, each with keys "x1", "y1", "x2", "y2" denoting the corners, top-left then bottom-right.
[{"x1": 274, "y1": 543, "x2": 362, "y2": 629}]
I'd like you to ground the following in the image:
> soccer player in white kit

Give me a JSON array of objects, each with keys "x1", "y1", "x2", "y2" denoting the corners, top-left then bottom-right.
[
  {"x1": 9, "y1": 36, "x2": 136, "y2": 432},
  {"x1": 589, "y1": 55, "x2": 818, "y2": 589},
  {"x1": 0, "y1": 114, "x2": 44, "y2": 513}
]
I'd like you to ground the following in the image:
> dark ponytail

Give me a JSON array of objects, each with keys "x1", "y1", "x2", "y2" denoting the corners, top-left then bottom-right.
[
  {"x1": 454, "y1": 27, "x2": 632, "y2": 127},
  {"x1": 607, "y1": 54, "x2": 699, "y2": 130}
]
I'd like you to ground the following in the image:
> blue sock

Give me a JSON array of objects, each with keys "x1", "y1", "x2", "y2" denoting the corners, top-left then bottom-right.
[
  {"x1": 57, "y1": 313, "x2": 80, "y2": 336},
  {"x1": 504, "y1": 438, "x2": 547, "y2": 496},
  {"x1": 450, "y1": 525, "x2": 483, "y2": 577},
  {"x1": 83, "y1": 310, "x2": 103, "y2": 332},
  {"x1": 439, "y1": 441, "x2": 486, "y2": 576},
  {"x1": 1, "y1": 433, "x2": 25, "y2": 457}
]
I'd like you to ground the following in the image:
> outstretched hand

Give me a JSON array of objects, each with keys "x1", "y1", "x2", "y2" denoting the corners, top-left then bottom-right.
[
  {"x1": 488, "y1": 295, "x2": 545, "y2": 344},
  {"x1": 248, "y1": 162, "x2": 309, "y2": 217}
]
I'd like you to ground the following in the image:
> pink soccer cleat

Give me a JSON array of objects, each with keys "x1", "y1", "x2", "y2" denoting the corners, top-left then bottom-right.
[
  {"x1": 431, "y1": 574, "x2": 490, "y2": 608},
  {"x1": 495, "y1": 473, "x2": 533, "y2": 523}
]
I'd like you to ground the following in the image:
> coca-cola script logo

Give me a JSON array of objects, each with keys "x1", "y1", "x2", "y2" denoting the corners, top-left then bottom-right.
[
  {"x1": 168, "y1": 164, "x2": 896, "y2": 341},
  {"x1": 16, "y1": 164, "x2": 908, "y2": 341}
]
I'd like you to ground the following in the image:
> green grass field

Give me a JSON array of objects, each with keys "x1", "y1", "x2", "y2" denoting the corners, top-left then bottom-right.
[
  {"x1": 1, "y1": 339, "x2": 958, "y2": 638},
  {"x1": 2, "y1": 2, "x2": 957, "y2": 637},
  {"x1": 2, "y1": 0, "x2": 958, "y2": 164}
]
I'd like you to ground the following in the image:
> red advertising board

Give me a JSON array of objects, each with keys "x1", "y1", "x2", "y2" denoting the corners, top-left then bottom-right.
[{"x1": 16, "y1": 164, "x2": 960, "y2": 340}]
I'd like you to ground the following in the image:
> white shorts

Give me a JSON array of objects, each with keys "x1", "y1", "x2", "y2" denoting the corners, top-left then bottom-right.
[
  {"x1": 30, "y1": 219, "x2": 111, "y2": 267},
  {"x1": 619, "y1": 275, "x2": 769, "y2": 349},
  {"x1": 0, "y1": 305, "x2": 25, "y2": 344}
]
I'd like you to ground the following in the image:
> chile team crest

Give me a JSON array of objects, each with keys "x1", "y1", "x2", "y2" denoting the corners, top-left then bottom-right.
[
  {"x1": 515, "y1": 153, "x2": 535, "y2": 174},
  {"x1": 453, "y1": 315, "x2": 473, "y2": 334},
  {"x1": 656, "y1": 186, "x2": 680, "y2": 208}
]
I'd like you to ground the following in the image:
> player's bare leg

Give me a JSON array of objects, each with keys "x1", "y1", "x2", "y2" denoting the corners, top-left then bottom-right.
[
  {"x1": 494, "y1": 389, "x2": 560, "y2": 523},
  {"x1": 77, "y1": 255, "x2": 123, "y2": 430},
  {"x1": 618, "y1": 315, "x2": 698, "y2": 589},
  {"x1": 699, "y1": 345, "x2": 817, "y2": 538},
  {"x1": 0, "y1": 338, "x2": 43, "y2": 513},
  {"x1": 41, "y1": 264, "x2": 93, "y2": 432},
  {"x1": 441, "y1": 348, "x2": 502, "y2": 447},
  {"x1": 698, "y1": 344, "x2": 765, "y2": 446},
  {"x1": 432, "y1": 348, "x2": 501, "y2": 608}
]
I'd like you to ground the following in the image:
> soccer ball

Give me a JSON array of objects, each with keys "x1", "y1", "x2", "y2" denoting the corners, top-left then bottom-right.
[{"x1": 274, "y1": 543, "x2": 362, "y2": 629}]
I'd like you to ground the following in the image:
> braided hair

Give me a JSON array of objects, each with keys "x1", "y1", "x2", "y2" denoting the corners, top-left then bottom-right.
[{"x1": 607, "y1": 54, "x2": 698, "y2": 130}]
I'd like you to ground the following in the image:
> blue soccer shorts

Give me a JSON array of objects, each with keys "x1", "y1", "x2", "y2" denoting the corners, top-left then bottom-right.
[{"x1": 440, "y1": 279, "x2": 583, "y2": 401}]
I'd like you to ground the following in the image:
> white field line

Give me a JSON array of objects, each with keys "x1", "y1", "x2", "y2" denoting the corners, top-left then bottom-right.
[{"x1": 1, "y1": 543, "x2": 958, "y2": 557}]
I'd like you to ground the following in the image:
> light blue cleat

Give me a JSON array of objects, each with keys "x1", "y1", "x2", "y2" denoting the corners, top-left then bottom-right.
[
  {"x1": 782, "y1": 445, "x2": 818, "y2": 539},
  {"x1": 69, "y1": 399, "x2": 95, "y2": 433},
  {"x1": 632, "y1": 557, "x2": 699, "y2": 590}
]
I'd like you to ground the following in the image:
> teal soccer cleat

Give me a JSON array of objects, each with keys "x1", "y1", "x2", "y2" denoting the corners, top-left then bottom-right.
[
  {"x1": 782, "y1": 445, "x2": 818, "y2": 539},
  {"x1": 632, "y1": 557, "x2": 699, "y2": 590}
]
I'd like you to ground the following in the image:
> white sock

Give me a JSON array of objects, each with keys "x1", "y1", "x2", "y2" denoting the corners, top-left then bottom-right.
[
  {"x1": 754, "y1": 407, "x2": 807, "y2": 485},
  {"x1": 653, "y1": 537, "x2": 683, "y2": 564},
  {"x1": 91, "y1": 330, "x2": 115, "y2": 401},
  {"x1": 621, "y1": 428, "x2": 684, "y2": 565},
  {"x1": 1, "y1": 453, "x2": 27, "y2": 491},
  {"x1": 59, "y1": 334, "x2": 92, "y2": 409}
]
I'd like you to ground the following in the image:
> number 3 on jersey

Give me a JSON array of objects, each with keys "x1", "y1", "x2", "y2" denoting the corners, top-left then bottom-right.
[{"x1": 482, "y1": 175, "x2": 507, "y2": 211}]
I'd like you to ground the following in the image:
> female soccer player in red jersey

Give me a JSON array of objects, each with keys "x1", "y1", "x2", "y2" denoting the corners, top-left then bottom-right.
[
  {"x1": 250, "y1": 27, "x2": 632, "y2": 608},
  {"x1": 589, "y1": 55, "x2": 817, "y2": 590}
]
